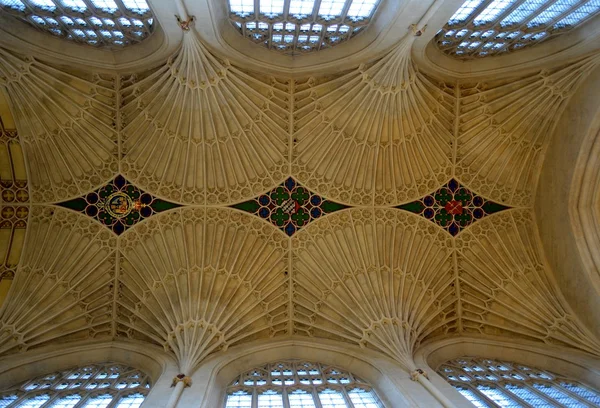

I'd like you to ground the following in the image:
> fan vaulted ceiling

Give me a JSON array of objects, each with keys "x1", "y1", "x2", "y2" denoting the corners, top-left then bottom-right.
[{"x1": 1, "y1": 0, "x2": 600, "y2": 379}]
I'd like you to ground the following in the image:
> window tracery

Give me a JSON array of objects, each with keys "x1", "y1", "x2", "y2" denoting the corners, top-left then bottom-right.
[
  {"x1": 435, "y1": 0, "x2": 600, "y2": 58},
  {"x1": 0, "y1": 363, "x2": 151, "y2": 408},
  {"x1": 225, "y1": 361, "x2": 383, "y2": 408},
  {"x1": 0, "y1": 0, "x2": 154, "y2": 47},
  {"x1": 438, "y1": 357, "x2": 600, "y2": 407},
  {"x1": 227, "y1": 0, "x2": 380, "y2": 53}
]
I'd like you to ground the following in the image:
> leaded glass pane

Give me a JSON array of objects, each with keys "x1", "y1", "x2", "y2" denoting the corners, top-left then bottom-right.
[
  {"x1": 318, "y1": 389, "x2": 347, "y2": 408},
  {"x1": 435, "y1": 0, "x2": 600, "y2": 58},
  {"x1": 51, "y1": 395, "x2": 82, "y2": 408},
  {"x1": 288, "y1": 389, "x2": 317, "y2": 408},
  {"x1": 0, "y1": 364, "x2": 150, "y2": 408},
  {"x1": 438, "y1": 357, "x2": 600, "y2": 408},
  {"x1": 227, "y1": 0, "x2": 380, "y2": 53},
  {"x1": 560, "y1": 382, "x2": 600, "y2": 404},
  {"x1": 0, "y1": 0, "x2": 155, "y2": 47},
  {"x1": 19, "y1": 395, "x2": 51, "y2": 408},
  {"x1": 225, "y1": 391, "x2": 253, "y2": 408},
  {"x1": 257, "y1": 390, "x2": 284, "y2": 408},
  {"x1": 226, "y1": 361, "x2": 383, "y2": 408},
  {"x1": 504, "y1": 384, "x2": 552, "y2": 406},
  {"x1": 533, "y1": 384, "x2": 585, "y2": 407},
  {"x1": 455, "y1": 387, "x2": 491, "y2": 407},
  {"x1": 347, "y1": 388, "x2": 382, "y2": 408}
]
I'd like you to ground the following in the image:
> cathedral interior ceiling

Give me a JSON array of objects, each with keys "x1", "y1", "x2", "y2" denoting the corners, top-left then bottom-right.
[{"x1": 1, "y1": 19, "x2": 600, "y2": 375}]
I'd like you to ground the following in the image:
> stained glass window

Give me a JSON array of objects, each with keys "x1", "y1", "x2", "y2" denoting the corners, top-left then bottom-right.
[
  {"x1": 226, "y1": 0, "x2": 380, "y2": 53},
  {"x1": 0, "y1": 363, "x2": 151, "y2": 408},
  {"x1": 438, "y1": 357, "x2": 600, "y2": 407},
  {"x1": 0, "y1": 0, "x2": 154, "y2": 47},
  {"x1": 435, "y1": 0, "x2": 600, "y2": 58},
  {"x1": 225, "y1": 361, "x2": 383, "y2": 408}
]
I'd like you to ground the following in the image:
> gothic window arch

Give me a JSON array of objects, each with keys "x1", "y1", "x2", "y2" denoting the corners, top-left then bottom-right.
[
  {"x1": 0, "y1": 363, "x2": 151, "y2": 408},
  {"x1": 435, "y1": 0, "x2": 600, "y2": 58},
  {"x1": 438, "y1": 357, "x2": 600, "y2": 407},
  {"x1": 225, "y1": 360, "x2": 384, "y2": 408},
  {"x1": 0, "y1": 0, "x2": 154, "y2": 47},
  {"x1": 227, "y1": 0, "x2": 380, "y2": 53}
]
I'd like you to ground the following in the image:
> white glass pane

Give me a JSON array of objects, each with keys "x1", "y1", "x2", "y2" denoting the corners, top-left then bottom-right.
[
  {"x1": 19, "y1": 395, "x2": 51, "y2": 408},
  {"x1": 449, "y1": 0, "x2": 485, "y2": 24},
  {"x1": 29, "y1": 0, "x2": 55, "y2": 9},
  {"x1": 257, "y1": 390, "x2": 284, "y2": 408},
  {"x1": 50, "y1": 395, "x2": 82, "y2": 408},
  {"x1": 260, "y1": 0, "x2": 284, "y2": 16},
  {"x1": 318, "y1": 0, "x2": 345, "y2": 18},
  {"x1": 121, "y1": 0, "x2": 149, "y2": 12},
  {"x1": 60, "y1": 0, "x2": 86, "y2": 11},
  {"x1": 348, "y1": 388, "x2": 381, "y2": 408},
  {"x1": 500, "y1": 0, "x2": 546, "y2": 26},
  {"x1": 347, "y1": 0, "x2": 378, "y2": 19},
  {"x1": 533, "y1": 384, "x2": 586, "y2": 407},
  {"x1": 555, "y1": 0, "x2": 600, "y2": 27},
  {"x1": 225, "y1": 392, "x2": 252, "y2": 408},
  {"x1": 114, "y1": 394, "x2": 145, "y2": 408},
  {"x1": 504, "y1": 384, "x2": 552, "y2": 407},
  {"x1": 318, "y1": 389, "x2": 347, "y2": 408},
  {"x1": 561, "y1": 382, "x2": 600, "y2": 405},
  {"x1": 81, "y1": 394, "x2": 113, "y2": 408},
  {"x1": 529, "y1": 0, "x2": 576, "y2": 26},
  {"x1": 477, "y1": 385, "x2": 520, "y2": 407},
  {"x1": 455, "y1": 387, "x2": 491, "y2": 408},
  {"x1": 0, "y1": 395, "x2": 18, "y2": 408},
  {"x1": 288, "y1": 389, "x2": 317, "y2": 408},
  {"x1": 229, "y1": 0, "x2": 254, "y2": 14},
  {"x1": 289, "y1": 0, "x2": 314, "y2": 16},
  {"x1": 90, "y1": 0, "x2": 118, "y2": 12},
  {"x1": 474, "y1": 0, "x2": 519, "y2": 25},
  {"x1": 0, "y1": 0, "x2": 26, "y2": 11}
]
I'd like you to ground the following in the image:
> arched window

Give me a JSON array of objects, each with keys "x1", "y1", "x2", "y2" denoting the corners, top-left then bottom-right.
[
  {"x1": 0, "y1": 0, "x2": 154, "y2": 48},
  {"x1": 225, "y1": 360, "x2": 383, "y2": 408},
  {"x1": 434, "y1": 0, "x2": 600, "y2": 58},
  {"x1": 0, "y1": 363, "x2": 151, "y2": 408},
  {"x1": 438, "y1": 357, "x2": 600, "y2": 407},
  {"x1": 227, "y1": 0, "x2": 380, "y2": 53}
]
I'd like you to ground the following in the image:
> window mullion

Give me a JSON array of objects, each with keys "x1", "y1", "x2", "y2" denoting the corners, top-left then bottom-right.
[
  {"x1": 312, "y1": 387, "x2": 324, "y2": 408},
  {"x1": 341, "y1": 387, "x2": 355, "y2": 408}
]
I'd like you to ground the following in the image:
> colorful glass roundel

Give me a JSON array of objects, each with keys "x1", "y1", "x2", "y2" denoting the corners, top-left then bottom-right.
[
  {"x1": 232, "y1": 177, "x2": 348, "y2": 236},
  {"x1": 57, "y1": 175, "x2": 180, "y2": 235},
  {"x1": 397, "y1": 179, "x2": 510, "y2": 236}
]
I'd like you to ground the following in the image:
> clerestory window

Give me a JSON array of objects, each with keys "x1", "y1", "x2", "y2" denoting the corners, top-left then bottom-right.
[
  {"x1": 227, "y1": 0, "x2": 380, "y2": 53},
  {"x1": 0, "y1": 0, "x2": 154, "y2": 48},
  {"x1": 435, "y1": 0, "x2": 600, "y2": 58},
  {"x1": 225, "y1": 360, "x2": 384, "y2": 408},
  {"x1": 0, "y1": 363, "x2": 151, "y2": 408},
  {"x1": 438, "y1": 357, "x2": 600, "y2": 407}
]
